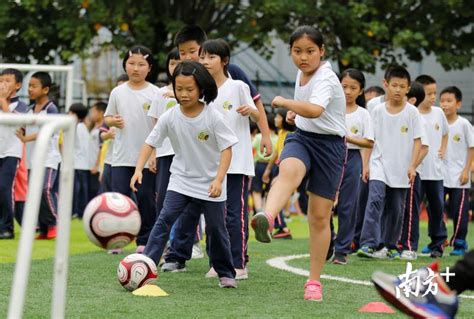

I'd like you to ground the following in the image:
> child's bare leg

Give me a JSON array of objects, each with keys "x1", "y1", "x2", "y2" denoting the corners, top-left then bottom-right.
[{"x1": 307, "y1": 193, "x2": 333, "y2": 281}]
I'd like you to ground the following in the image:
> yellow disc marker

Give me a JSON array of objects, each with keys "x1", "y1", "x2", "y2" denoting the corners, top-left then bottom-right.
[{"x1": 132, "y1": 285, "x2": 169, "y2": 297}]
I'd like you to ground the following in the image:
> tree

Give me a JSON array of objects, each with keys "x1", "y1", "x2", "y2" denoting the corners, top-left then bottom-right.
[{"x1": 0, "y1": 0, "x2": 472, "y2": 75}]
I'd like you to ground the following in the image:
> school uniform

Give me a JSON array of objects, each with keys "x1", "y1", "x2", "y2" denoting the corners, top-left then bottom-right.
[
  {"x1": 105, "y1": 82, "x2": 159, "y2": 246},
  {"x1": 143, "y1": 104, "x2": 238, "y2": 279},
  {"x1": 400, "y1": 107, "x2": 448, "y2": 253},
  {"x1": 443, "y1": 116, "x2": 473, "y2": 248},
  {"x1": 72, "y1": 122, "x2": 90, "y2": 218},
  {"x1": 280, "y1": 61, "x2": 346, "y2": 201},
  {"x1": 25, "y1": 101, "x2": 61, "y2": 233},
  {"x1": 88, "y1": 125, "x2": 101, "y2": 201},
  {"x1": 0, "y1": 97, "x2": 28, "y2": 234},
  {"x1": 334, "y1": 106, "x2": 374, "y2": 255},
  {"x1": 359, "y1": 102, "x2": 424, "y2": 250}
]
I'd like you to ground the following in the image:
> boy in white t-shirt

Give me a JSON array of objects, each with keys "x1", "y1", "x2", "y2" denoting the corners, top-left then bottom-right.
[
  {"x1": 0, "y1": 68, "x2": 29, "y2": 239},
  {"x1": 440, "y1": 86, "x2": 474, "y2": 256},
  {"x1": 131, "y1": 61, "x2": 238, "y2": 288},
  {"x1": 68, "y1": 103, "x2": 90, "y2": 219},
  {"x1": 17, "y1": 72, "x2": 62, "y2": 240},
  {"x1": 399, "y1": 76, "x2": 449, "y2": 260},
  {"x1": 357, "y1": 66, "x2": 425, "y2": 259}
]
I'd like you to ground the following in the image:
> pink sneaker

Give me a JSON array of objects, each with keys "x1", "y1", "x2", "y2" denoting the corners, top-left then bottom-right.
[
  {"x1": 304, "y1": 280, "x2": 323, "y2": 301},
  {"x1": 251, "y1": 212, "x2": 274, "y2": 243}
]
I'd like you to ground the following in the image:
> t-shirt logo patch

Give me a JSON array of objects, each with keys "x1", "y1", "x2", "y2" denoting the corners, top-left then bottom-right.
[
  {"x1": 434, "y1": 123, "x2": 440, "y2": 131},
  {"x1": 350, "y1": 126, "x2": 359, "y2": 134},
  {"x1": 453, "y1": 134, "x2": 461, "y2": 142},
  {"x1": 400, "y1": 125, "x2": 409, "y2": 133},
  {"x1": 166, "y1": 100, "x2": 177, "y2": 109},
  {"x1": 198, "y1": 131, "x2": 210, "y2": 141},
  {"x1": 223, "y1": 101, "x2": 233, "y2": 111},
  {"x1": 143, "y1": 102, "x2": 151, "y2": 111}
]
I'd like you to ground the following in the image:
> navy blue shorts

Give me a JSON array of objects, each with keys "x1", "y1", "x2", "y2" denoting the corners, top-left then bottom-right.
[{"x1": 279, "y1": 129, "x2": 346, "y2": 200}]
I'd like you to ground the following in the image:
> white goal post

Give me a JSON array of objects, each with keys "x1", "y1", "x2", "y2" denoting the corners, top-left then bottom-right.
[{"x1": 1, "y1": 114, "x2": 76, "y2": 319}]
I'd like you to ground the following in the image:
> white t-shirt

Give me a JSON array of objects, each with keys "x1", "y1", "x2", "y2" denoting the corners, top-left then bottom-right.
[
  {"x1": 209, "y1": 78, "x2": 256, "y2": 176},
  {"x1": 146, "y1": 104, "x2": 238, "y2": 202},
  {"x1": 443, "y1": 116, "x2": 474, "y2": 189},
  {"x1": 74, "y1": 122, "x2": 90, "y2": 170},
  {"x1": 104, "y1": 82, "x2": 159, "y2": 167},
  {"x1": 148, "y1": 86, "x2": 177, "y2": 158},
  {"x1": 25, "y1": 101, "x2": 62, "y2": 170},
  {"x1": 0, "y1": 98, "x2": 29, "y2": 159},
  {"x1": 294, "y1": 62, "x2": 346, "y2": 137},
  {"x1": 345, "y1": 106, "x2": 374, "y2": 150},
  {"x1": 417, "y1": 107, "x2": 449, "y2": 180},
  {"x1": 366, "y1": 95, "x2": 385, "y2": 114},
  {"x1": 369, "y1": 102, "x2": 425, "y2": 188},
  {"x1": 88, "y1": 126, "x2": 101, "y2": 170}
]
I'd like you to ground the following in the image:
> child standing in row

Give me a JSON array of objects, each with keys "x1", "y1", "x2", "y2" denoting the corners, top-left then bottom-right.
[
  {"x1": 0, "y1": 68, "x2": 29, "y2": 239},
  {"x1": 332, "y1": 69, "x2": 374, "y2": 265},
  {"x1": 104, "y1": 46, "x2": 159, "y2": 252},
  {"x1": 441, "y1": 86, "x2": 473, "y2": 256},
  {"x1": 252, "y1": 26, "x2": 347, "y2": 301},
  {"x1": 131, "y1": 61, "x2": 238, "y2": 288}
]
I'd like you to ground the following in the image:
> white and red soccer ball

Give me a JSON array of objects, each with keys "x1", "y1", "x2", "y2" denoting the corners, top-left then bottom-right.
[
  {"x1": 117, "y1": 253, "x2": 158, "y2": 291},
  {"x1": 83, "y1": 192, "x2": 141, "y2": 250}
]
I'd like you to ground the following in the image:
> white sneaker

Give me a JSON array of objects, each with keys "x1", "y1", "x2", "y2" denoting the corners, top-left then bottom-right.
[
  {"x1": 235, "y1": 268, "x2": 248, "y2": 280},
  {"x1": 373, "y1": 247, "x2": 389, "y2": 259},
  {"x1": 192, "y1": 243, "x2": 204, "y2": 259},
  {"x1": 400, "y1": 250, "x2": 417, "y2": 260},
  {"x1": 205, "y1": 267, "x2": 218, "y2": 278}
]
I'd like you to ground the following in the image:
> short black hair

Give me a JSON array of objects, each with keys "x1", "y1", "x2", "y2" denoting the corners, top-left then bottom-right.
[
  {"x1": 365, "y1": 86, "x2": 385, "y2": 96},
  {"x1": 289, "y1": 26, "x2": 324, "y2": 49},
  {"x1": 341, "y1": 68, "x2": 366, "y2": 107},
  {"x1": 172, "y1": 61, "x2": 217, "y2": 104},
  {"x1": 276, "y1": 108, "x2": 295, "y2": 132},
  {"x1": 92, "y1": 101, "x2": 107, "y2": 113},
  {"x1": 122, "y1": 45, "x2": 158, "y2": 83},
  {"x1": 415, "y1": 74, "x2": 436, "y2": 85},
  {"x1": 166, "y1": 48, "x2": 180, "y2": 81},
  {"x1": 385, "y1": 65, "x2": 411, "y2": 84},
  {"x1": 199, "y1": 39, "x2": 231, "y2": 75},
  {"x1": 69, "y1": 103, "x2": 88, "y2": 120},
  {"x1": 407, "y1": 81, "x2": 425, "y2": 107},
  {"x1": 31, "y1": 71, "x2": 52, "y2": 88},
  {"x1": 266, "y1": 112, "x2": 277, "y2": 134},
  {"x1": 440, "y1": 86, "x2": 462, "y2": 102},
  {"x1": 174, "y1": 25, "x2": 207, "y2": 47},
  {"x1": 1, "y1": 68, "x2": 23, "y2": 84},
  {"x1": 116, "y1": 74, "x2": 129, "y2": 84}
]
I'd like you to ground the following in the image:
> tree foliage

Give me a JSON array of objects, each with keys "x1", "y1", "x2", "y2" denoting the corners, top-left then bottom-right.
[{"x1": 0, "y1": 0, "x2": 472, "y2": 73}]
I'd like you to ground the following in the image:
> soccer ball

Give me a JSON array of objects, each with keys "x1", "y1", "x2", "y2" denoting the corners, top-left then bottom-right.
[
  {"x1": 117, "y1": 253, "x2": 158, "y2": 291},
  {"x1": 83, "y1": 192, "x2": 141, "y2": 249}
]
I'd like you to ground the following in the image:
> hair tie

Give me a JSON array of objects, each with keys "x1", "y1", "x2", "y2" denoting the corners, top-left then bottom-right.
[
  {"x1": 192, "y1": 68, "x2": 196, "y2": 75},
  {"x1": 143, "y1": 54, "x2": 149, "y2": 59},
  {"x1": 128, "y1": 51, "x2": 133, "y2": 57}
]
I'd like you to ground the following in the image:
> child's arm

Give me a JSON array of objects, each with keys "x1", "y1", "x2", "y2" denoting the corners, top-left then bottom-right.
[
  {"x1": 408, "y1": 138, "x2": 422, "y2": 183},
  {"x1": 0, "y1": 82, "x2": 12, "y2": 112},
  {"x1": 460, "y1": 147, "x2": 474, "y2": 185},
  {"x1": 209, "y1": 147, "x2": 232, "y2": 198},
  {"x1": 255, "y1": 99, "x2": 272, "y2": 156},
  {"x1": 346, "y1": 136, "x2": 374, "y2": 149},
  {"x1": 100, "y1": 129, "x2": 116, "y2": 141},
  {"x1": 362, "y1": 148, "x2": 372, "y2": 183},
  {"x1": 416, "y1": 145, "x2": 429, "y2": 167},
  {"x1": 104, "y1": 115, "x2": 125, "y2": 129},
  {"x1": 236, "y1": 105, "x2": 260, "y2": 122},
  {"x1": 15, "y1": 128, "x2": 37, "y2": 143},
  {"x1": 439, "y1": 133, "x2": 448, "y2": 159},
  {"x1": 272, "y1": 96, "x2": 325, "y2": 119},
  {"x1": 130, "y1": 144, "x2": 154, "y2": 192}
]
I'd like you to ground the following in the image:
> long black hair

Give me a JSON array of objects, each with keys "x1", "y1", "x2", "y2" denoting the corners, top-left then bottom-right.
[
  {"x1": 172, "y1": 61, "x2": 218, "y2": 104},
  {"x1": 199, "y1": 39, "x2": 231, "y2": 75}
]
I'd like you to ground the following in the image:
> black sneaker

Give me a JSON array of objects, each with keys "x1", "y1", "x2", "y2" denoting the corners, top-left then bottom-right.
[
  {"x1": 430, "y1": 250, "x2": 443, "y2": 258},
  {"x1": 332, "y1": 252, "x2": 347, "y2": 265},
  {"x1": 0, "y1": 231, "x2": 14, "y2": 239}
]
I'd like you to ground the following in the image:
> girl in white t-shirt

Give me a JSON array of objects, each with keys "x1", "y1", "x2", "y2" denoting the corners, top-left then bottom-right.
[
  {"x1": 130, "y1": 61, "x2": 238, "y2": 288},
  {"x1": 332, "y1": 69, "x2": 374, "y2": 265},
  {"x1": 251, "y1": 26, "x2": 347, "y2": 301},
  {"x1": 104, "y1": 45, "x2": 160, "y2": 253},
  {"x1": 199, "y1": 39, "x2": 259, "y2": 278}
]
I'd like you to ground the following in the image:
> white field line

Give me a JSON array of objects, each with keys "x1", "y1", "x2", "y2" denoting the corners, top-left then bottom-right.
[{"x1": 266, "y1": 254, "x2": 474, "y2": 300}]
